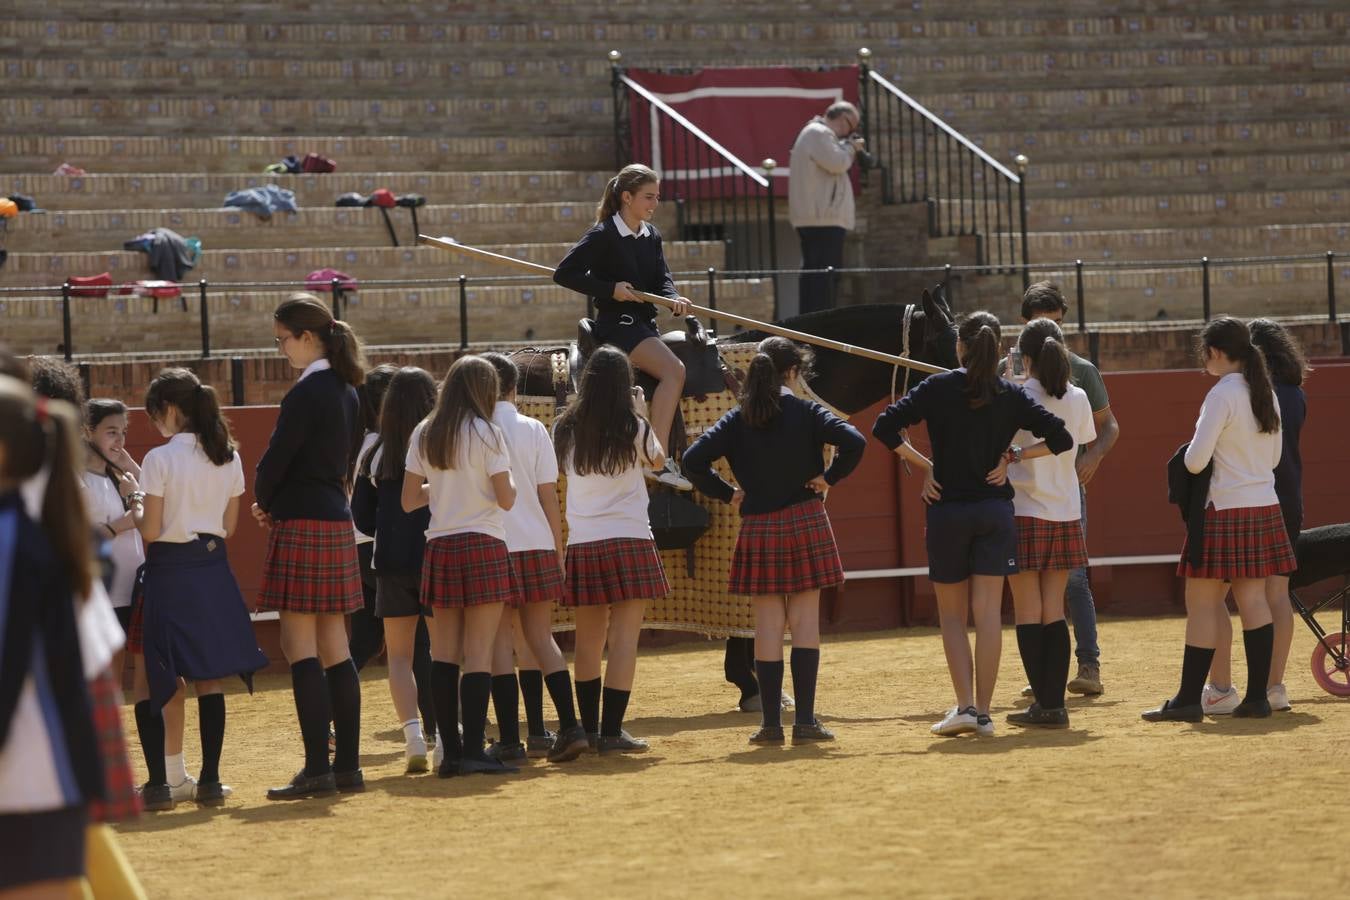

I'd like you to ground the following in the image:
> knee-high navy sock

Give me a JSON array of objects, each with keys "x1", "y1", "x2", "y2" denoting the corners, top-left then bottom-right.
[
  {"x1": 325, "y1": 659, "x2": 362, "y2": 774},
  {"x1": 1015, "y1": 623, "x2": 1046, "y2": 702},
  {"x1": 544, "y1": 669, "x2": 579, "y2": 731},
  {"x1": 460, "y1": 672, "x2": 492, "y2": 761},
  {"x1": 412, "y1": 618, "x2": 436, "y2": 738},
  {"x1": 1173, "y1": 645, "x2": 1216, "y2": 709},
  {"x1": 518, "y1": 669, "x2": 546, "y2": 737},
  {"x1": 790, "y1": 648, "x2": 821, "y2": 726},
  {"x1": 197, "y1": 694, "x2": 226, "y2": 784},
  {"x1": 134, "y1": 700, "x2": 167, "y2": 786},
  {"x1": 600, "y1": 687, "x2": 631, "y2": 737},
  {"x1": 290, "y1": 658, "x2": 332, "y2": 777},
  {"x1": 490, "y1": 673, "x2": 521, "y2": 745},
  {"x1": 1243, "y1": 624, "x2": 1275, "y2": 705},
  {"x1": 431, "y1": 661, "x2": 460, "y2": 762},
  {"x1": 575, "y1": 677, "x2": 602, "y2": 735},
  {"x1": 1039, "y1": 620, "x2": 1071, "y2": 711},
  {"x1": 754, "y1": 660, "x2": 784, "y2": 729}
]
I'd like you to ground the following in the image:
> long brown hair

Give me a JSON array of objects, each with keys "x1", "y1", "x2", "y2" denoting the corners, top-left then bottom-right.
[
  {"x1": 0, "y1": 375, "x2": 94, "y2": 597},
  {"x1": 1018, "y1": 318, "x2": 1072, "y2": 399},
  {"x1": 595, "y1": 164, "x2": 659, "y2": 224},
  {"x1": 273, "y1": 293, "x2": 367, "y2": 387},
  {"x1": 958, "y1": 311, "x2": 1004, "y2": 409},
  {"x1": 740, "y1": 337, "x2": 813, "y2": 429},
  {"x1": 367, "y1": 367, "x2": 437, "y2": 482},
  {"x1": 145, "y1": 368, "x2": 238, "y2": 466},
  {"x1": 86, "y1": 398, "x2": 130, "y2": 491},
  {"x1": 554, "y1": 347, "x2": 643, "y2": 476},
  {"x1": 420, "y1": 356, "x2": 502, "y2": 470},
  {"x1": 1200, "y1": 316, "x2": 1280, "y2": 434},
  {"x1": 1248, "y1": 318, "x2": 1311, "y2": 387}
]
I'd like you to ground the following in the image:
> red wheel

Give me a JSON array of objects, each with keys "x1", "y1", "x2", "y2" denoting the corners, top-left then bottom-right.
[{"x1": 1310, "y1": 631, "x2": 1350, "y2": 697}]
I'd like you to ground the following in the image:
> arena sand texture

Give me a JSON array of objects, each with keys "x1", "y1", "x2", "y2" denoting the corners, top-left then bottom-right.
[{"x1": 116, "y1": 616, "x2": 1344, "y2": 899}]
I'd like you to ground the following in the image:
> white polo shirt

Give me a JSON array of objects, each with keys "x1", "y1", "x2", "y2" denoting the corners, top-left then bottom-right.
[
  {"x1": 1184, "y1": 372, "x2": 1282, "y2": 510},
  {"x1": 562, "y1": 417, "x2": 661, "y2": 545},
  {"x1": 81, "y1": 470, "x2": 145, "y2": 608},
  {"x1": 405, "y1": 417, "x2": 511, "y2": 542},
  {"x1": 1008, "y1": 378, "x2": 1097, "y2": 522},
  {"x1": 354, "y1": 431, "x2": 378, "y2": 545},
  {"x1": 139, "y1": 433, "x2": 246, "y2": 543},
  {"x1": 492, "y1": 401, "x2": 560, "y2": 553}
]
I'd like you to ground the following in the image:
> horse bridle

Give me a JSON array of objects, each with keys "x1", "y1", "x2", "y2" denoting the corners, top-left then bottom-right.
[{"x1": 890, "y1": 303, "x2": 916, "y2": 404}]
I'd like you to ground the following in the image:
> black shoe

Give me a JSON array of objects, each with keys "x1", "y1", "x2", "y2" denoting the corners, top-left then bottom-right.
[
  {"x1": 1141, "y1": 698, "x2": 1204, "y2": 723},
  {"x1": 791, "y1": 719, "x2": 836, "y2": 743},
  {"x1": 1007, "y1": 703, "x2": 1070, "y2": 729},
  {"x1": 597, "y1": 730, "x2": 649, "y2": 754},
  {"x1": 547, "y1": 725, "x2": 590, "y2": 763},
  {"x1": 436, "y1": 760, "x2": 459, "y2": 778},
  {"x1": 487, "y1": 740, "x2": 528, "y2": 763},
  {"x1": 266, "y1": 769, "x2": 337, "y2": 801},
  {"x1": 1233, "y1": 697, "x2": 1272, "y2": 718},
  {"x1": 139, "y1": 782, "x2": 174, "y2": 812},
  {"x1": 748, "y1": 725, "x2": 785, "y2": 745},
  {"x1": 526, "y1": 731, "x2": 556, "y2": 759},
  {"x1": 586, "y1": 732, "x2": 599, "y2": 752},
  {"x1": 194, "y1": 781, "x2": 227, "y2": 806},
  {"x1": 458, "y1": 754, "x2": 518, "y2": 775},
  {"x1": 334, "y1": 769, "x2": 365, "y2": 793}
]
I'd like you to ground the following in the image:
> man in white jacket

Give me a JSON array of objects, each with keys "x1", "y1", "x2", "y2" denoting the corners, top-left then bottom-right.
[{"x1": 788, "y1": 101, "x2": 864, "y2": 313}]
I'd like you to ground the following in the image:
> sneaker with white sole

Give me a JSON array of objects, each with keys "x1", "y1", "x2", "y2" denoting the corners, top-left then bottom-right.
[
  {"x1": 1202, "y1": 683, "x2": 1240, "y2": 715},
  {"x1": 646, "y1": 459, "x2": 694, "y2": 491},
  {"x1": 1020, "y1": 684, "x2": 1034, "y2": 699},
  {"x1": 975, "y1": 712, "x2": 995, "y2": 737},
  {"x1": 405, "y1": 736, "x2": 430, "y2": 774},
  {"x1": 170, "y1": 776, "x2": 198, "y2": 802},
  {"x1": 1267, "y1": 683, "x2": 1292, "y2": 711},
  {"x1": 931, "y1": 706, "x2": 979, "y2": 737},
  {"x1": 432, "y1": 730, "x2": 444, "y2": 769}
]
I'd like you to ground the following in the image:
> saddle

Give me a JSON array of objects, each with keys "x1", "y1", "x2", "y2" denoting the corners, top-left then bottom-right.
[{"x1": 571, "y1": 316, "x2": 729, "y2": 398}]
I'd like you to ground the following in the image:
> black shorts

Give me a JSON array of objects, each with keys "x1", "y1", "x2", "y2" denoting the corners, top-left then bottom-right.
[
  {"x1": 594, "y1": 315, "x2": 661, "y2": 354},
  {"x1": 0, "y1": 806, "x2": 86, "y2": 889},
  {"x1": 925, "y1": 498, "x2": 1018, "y2": 584},
  {"x1": 376, "y1": 573, "x2": 428, "y2": 618}
]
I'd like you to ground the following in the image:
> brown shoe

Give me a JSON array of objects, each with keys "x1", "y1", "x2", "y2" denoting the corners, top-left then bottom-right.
[{"x1": 1067, "y1": 664, "x2": 1103, "y2": 696}]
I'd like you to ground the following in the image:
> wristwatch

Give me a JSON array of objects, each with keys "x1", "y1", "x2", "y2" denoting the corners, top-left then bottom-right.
[
  {"x1": 128, "y1": 490, "x2": 147, "y2": 505},
  {"x1": 1005, "y1": 445, "x2": 1024, "y2": 464}
]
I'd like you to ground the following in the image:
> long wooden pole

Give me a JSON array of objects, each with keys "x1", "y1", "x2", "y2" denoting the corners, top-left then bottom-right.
[{"x1": 417, "y1": 234, "x2": 949, "y2": 375}]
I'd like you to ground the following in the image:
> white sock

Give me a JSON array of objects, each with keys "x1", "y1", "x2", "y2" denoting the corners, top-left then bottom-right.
[
  {"x1": 165, "y1": 753, "x2": 188, "y2": 785},
  {"x1": 403, "y1": 719, "x2": 425, "y2": 747}
]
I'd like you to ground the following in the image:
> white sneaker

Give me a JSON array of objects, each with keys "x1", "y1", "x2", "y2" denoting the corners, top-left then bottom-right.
[
  {"x1": 931, "y1": 706, "x2": 979, "y2": 737},
  {"x1": 1020, "y1": 684, "x2": 1034, "y2": 698},
  {"x1": 405, "y1": 736, "x2": 429, "y2": 774},
  {"x1": 1267, "y1": 683, "x2": 1292, "y2": 711},
  {"x1": 432, "y1": 730, "x2": 444, "y2": 769},
  {"x1": 975, "y1": 712, "x2": 995, "y2": 737},
  {"x1": 1202, "y1": 683, "x2": 1240, "y2": 715},
  {"x1": 647, "y1": 459, "x2": 694, "y2": 491}
]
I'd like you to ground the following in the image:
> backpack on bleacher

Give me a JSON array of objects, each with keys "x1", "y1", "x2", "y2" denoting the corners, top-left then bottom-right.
[{"x1": 301, "y1": 153, "x2": 337, "y2": 174}]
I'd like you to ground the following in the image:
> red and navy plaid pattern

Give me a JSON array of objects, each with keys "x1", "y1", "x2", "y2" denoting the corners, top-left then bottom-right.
[
  {"x1": 87, "y1": 670, "x2": 140, "y2": 823},
  {"x1": 1015, "y1": 516, "x2": 1089, "y2": 572},
  {"x1": 1178, "y1": 504, "x2": 1297, "y2": 580},
  {"x1": 125, "y1": 595, "x2": 144, "y2": 655},
  {"x1": 563, "y1": 538, "x2": 669, "y2": 607},
  {"x1": 509, "y1": 549, "x2": 566, "y2": 608},
  {"x1": 421, "y1": 532, "x2": 516, "y2": 609},
  {"x1": 729, "y1": 498, "x2": 845, "y2": 596},
  {"x1": 257, "y1": 518, "x2": 364, "y2": 614}
]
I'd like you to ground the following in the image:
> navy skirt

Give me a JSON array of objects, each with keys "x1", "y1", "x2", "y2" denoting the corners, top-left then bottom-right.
[
  {"x1": 594, "y1": 314, "x2": 661, "y2": 354},
  {"x1": 142, "y1": 536, "x2": 268, "y2": 709}
]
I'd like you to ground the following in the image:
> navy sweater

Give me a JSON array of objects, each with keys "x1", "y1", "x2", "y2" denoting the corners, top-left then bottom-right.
[
  {"x1": 682, "y1": 395, "x2": 866, "y2": 515},
  {"x1": 872, "y1": 370, "x2": 1073, "y2": 504},
  {"x1": 351, "y1": 470, "x2": 429, "y2": 577},
  {"x1": 1273, "y1": 379, "x2": 1306, "y2": 532},
  {"x1": 553, "y1": 217, "x2": 679, "y2": 324},
  {"x1": 255, "y1": 368, "x2": 360, "y2": 521}
]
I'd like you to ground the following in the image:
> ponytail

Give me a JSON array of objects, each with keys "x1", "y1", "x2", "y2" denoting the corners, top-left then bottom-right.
[
  {"x1": 145, "y1": 367, "x2": 238, "y2": 466},
  {"x1": 958, "y1": 312, "x2": 1004, "y2": 409},
  {"x1": 1248, "y1": 317, "x2": 1311, "y2": 387},
  {"x1": 595, "y1": 164, "x2": 660, "y2": 224},
  {"x1": 1018, "y1": 318, "x2": 1071, "y2": 398},
  {"x1": 739, "y1": 336, "x2": 812, "y2": 429},
  {"x1": 273, "y1": 293, "x2": 368, "y2": 388},
  {"x1": 1200, "y1": 316, "x2": 1280, "y2": 434}
]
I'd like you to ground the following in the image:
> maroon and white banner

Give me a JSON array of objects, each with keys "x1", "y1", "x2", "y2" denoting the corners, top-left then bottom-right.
[{"x1": 627, "y1": 67, "x2": 860, "y2": 198}]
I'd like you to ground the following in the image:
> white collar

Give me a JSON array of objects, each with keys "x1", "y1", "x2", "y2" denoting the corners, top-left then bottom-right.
[
  {"x1": 611, "y1": 213, "x2": 651, "y2": 239},
  {"x1": 168, "y1": 432, "x2": 198, "y2": 446},
  {"x1": 493, "y1": 400, "x2": 516, "y2": 416},
  {"x1": 779, "y1": 385, "x2": 795, "y2": 397},
  {"x1": 298, "y1": 357, "x2": 332, "y2": 382}
]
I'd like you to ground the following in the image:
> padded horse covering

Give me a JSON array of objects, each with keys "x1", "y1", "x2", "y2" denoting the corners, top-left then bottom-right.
[{"x1": 1292, "y1": 523, "x2": 1350, "y2": 589}]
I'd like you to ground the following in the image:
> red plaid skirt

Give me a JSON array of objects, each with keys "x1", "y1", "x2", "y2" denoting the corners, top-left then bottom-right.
[
  {"x1": 563, "y1": 538, "x2": 669, "y2": 607},
  {"x1": 1015, "y1": 516, "x2": 1089, "y2": 572},
  {"x1": 86, "y1": 671, "x2": 140, "y2": 823},
  {"x1": 729, "y1": 499, "x2": 845, "y2": 596},
  {"x1": 125, "y1": 595, "x2": 144, "y2": 655},
  {"x1": 421, "y1": 532, "x2": 516, "y2": 609},
  {"x1": 1178, "y1": 504, "x2": 1297, "y2": 580},
  {"x1": 509, "y1": 549, "x2": 566, "y2": 608},
  {"x1": 257, "y1": 519, "x2": 363, "y2": 614}
]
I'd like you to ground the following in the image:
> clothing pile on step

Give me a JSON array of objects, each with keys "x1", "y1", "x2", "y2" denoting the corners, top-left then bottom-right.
[
  {"x1": 334, "y1": 190, "x2": 425, "y2": 209},
  {"x1": 66, "y1": 273, "x2": 185, "y2": 301},
  {"x1": 123, "y1": 227, "x2": 200, "y2": 281},
  {"x1": 304, "y1": 268, "x2": 358, "y2": 293},
  {"x1": 223, "y1": 184, "x2": 298, "y2": 219},
  {"x1": 264, "y1": 153, "x2": 337, "y2": 175}
]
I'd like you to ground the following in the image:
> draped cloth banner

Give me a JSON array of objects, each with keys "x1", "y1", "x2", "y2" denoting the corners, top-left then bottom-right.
[{"x1": 627, "y1": 67, "x2": 861, "y2": 198}]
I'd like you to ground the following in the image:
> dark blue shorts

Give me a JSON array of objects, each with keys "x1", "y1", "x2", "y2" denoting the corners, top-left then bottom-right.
[
  {"x1": 595, "y1": 315, "x2": 661, "y2": 354},
  {"x1": 925, "y1": 498, "x2": 1018, "y2": 584}
]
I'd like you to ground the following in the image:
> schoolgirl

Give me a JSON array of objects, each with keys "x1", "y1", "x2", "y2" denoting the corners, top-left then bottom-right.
[
  {"x1": 482, "y1": 353, "x2": 589, "y2": 764},
  {"x1": 0, "y1": 376, "x2": 103, "y2": 896},
  {"x1": 1002, "y1": 320, "x2": 1096, "y2": 728},
  {"x1": 350, "y1": 363, "x2": 398, "y2": 671},
  {"x1": 124, "y1": 368, "x2": 267, "y2": 810},
  {"x1": 682, "y1": 337, "x2": 865, "y2": 744},
  {"x1": 82, "y1": 399, "x2": 144, "y2": 633},
  {"x1": 1144, "y1": 317, "x2": 1296, "y2": 723},
  {"x1": 351, "y1": 366, "x2": 438, "y2": 773},
  {"x1": 253, "y1": 293, "x2": 368, "y2": 799},
  {"x1": 402, "y1": 355, "x2": 518, "y2": 776},
  {"x1": 873, "y1": 312, "x2": 1073, "y2": 737},
  {"x1": 553, "y1": 163, "x2": 693, "y2": 490},
  {"x1": 554, "y1": 346, "x2": 671, "y2": 753}
]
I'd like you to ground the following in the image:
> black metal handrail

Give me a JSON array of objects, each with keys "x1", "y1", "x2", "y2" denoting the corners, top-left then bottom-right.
[
  {"x1": 857, "y1": 50, "x2": 1030, "y2": 288},
  {"x1": 609, "y1": 51, "x2": 779, "y2": 301}
]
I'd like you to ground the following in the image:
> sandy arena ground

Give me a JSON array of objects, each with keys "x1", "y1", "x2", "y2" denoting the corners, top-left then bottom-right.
[{"x1": 115, "y1": 616, "x2": 1345, "y2": 899}]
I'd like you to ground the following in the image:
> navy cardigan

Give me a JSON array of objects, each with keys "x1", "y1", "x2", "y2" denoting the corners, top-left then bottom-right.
[
  {"x1": 254, "y1": 368, "x2": 360, "y2": 521},
  {"x1": 553, "y1": 217, "x2": 679, "y2": 324}
]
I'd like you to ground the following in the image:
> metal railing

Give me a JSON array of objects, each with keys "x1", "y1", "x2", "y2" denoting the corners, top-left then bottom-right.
[
  {"x1": 857, "y1": 48, "x2": 1030, "y2": 288},
  {"x1": 609, "y1": 52, "x2": 779, "y2": 298}
]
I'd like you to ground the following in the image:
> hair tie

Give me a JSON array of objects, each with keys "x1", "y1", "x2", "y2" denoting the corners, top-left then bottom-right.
[{"x1": 34, "y1": 396, "x2": 48, "y2": 423}]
